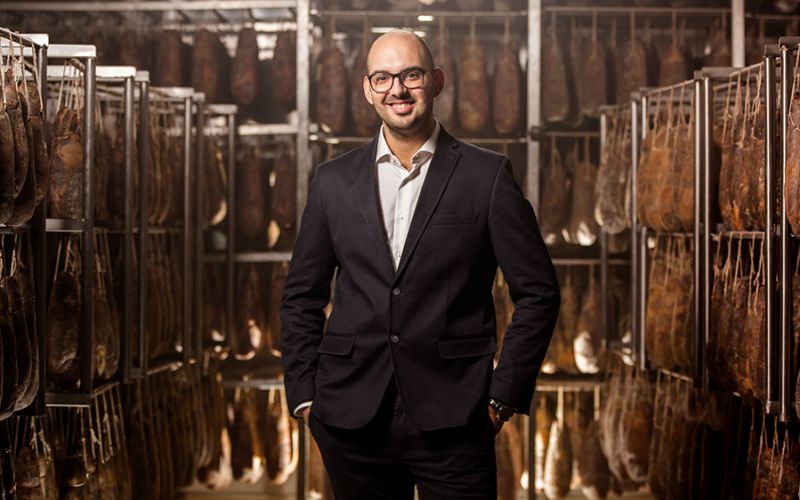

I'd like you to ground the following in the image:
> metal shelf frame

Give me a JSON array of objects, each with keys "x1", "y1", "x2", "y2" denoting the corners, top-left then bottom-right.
[
  {"x1": 777, "y1": 37, "x2": 800, "y2": 421},
  {"x1": 199, "y1": 103, "x2": 236, "y2": 362},
  {"x1": 41, "y1": 44, "x2": 98, "y2": 408},
  {"x1": 1, "y1": 32, "x2": 48, "y2": 417}
]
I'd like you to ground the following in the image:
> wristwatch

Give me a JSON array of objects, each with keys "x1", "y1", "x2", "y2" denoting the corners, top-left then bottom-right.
[{"x1": 488, "y1": 398, "x2": 514, "y2": 422}]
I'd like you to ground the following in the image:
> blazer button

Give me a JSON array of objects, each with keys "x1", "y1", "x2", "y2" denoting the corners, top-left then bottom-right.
[
  {"x1": 390, "y1": 335, "x2": 400, "y2": 344},
  {"x1": 392, "y1": 287, "x2": 401, "y2": 296}
]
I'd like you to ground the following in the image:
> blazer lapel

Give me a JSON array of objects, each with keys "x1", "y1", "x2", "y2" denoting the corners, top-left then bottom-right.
[
  {"x1": 355, "y1": 135, "x2": 395, "y2": 279},
  {"x1": 393, "y1": 129, "x2": 461, "y2": 284}
]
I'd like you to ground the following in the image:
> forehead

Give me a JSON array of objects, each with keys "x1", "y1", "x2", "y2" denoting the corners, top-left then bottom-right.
[{"x1": 367, "y1": 34, "x2": 427, "y2": 73}]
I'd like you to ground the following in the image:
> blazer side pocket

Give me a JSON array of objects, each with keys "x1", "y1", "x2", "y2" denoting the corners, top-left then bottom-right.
[
  {"x1": 432, "y1": 212, "x2": 478, "y2": 225},
  {"x1": 438, "y1": 336, "x2": 497, "y2": 359},
  {"x1": 317, "y1": 334, "x2": 355, "y2": 356}
]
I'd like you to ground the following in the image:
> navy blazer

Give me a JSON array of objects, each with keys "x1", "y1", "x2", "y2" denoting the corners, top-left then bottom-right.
[{"x1": 280, "y1": 127, "x2": 559, "y2": 431}]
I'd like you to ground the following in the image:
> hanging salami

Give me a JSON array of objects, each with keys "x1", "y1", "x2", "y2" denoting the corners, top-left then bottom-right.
[
  {"x1": 492, "y1": 18, "x2": 522, "y2": 136},
  {"x1": 154, "y1": 29, "x2": 187, "y2": 87},
  {"x1": 315, "y1": 22, "x2": 348, "y2": 135},
  {"x1": 542, "y1": 14, "x2": 569, "y2": 123},
  {"x1": 458, "y1": 19, "x2": 489, "y2": 135},
  {"x1": 433, "y1": 19, "x2": 456, "y2": 129},
  {"x1": 231, "y1": 27, "x2": 259, "y2": 107},
  {"x1": 272, "y1": 31, "x2": 296, "y2": 115},
  {"x1": 350, "y1": 22, "x2": 379, "y2": 137},
  {"x1": 579, "y1": 14, "x2": 608, "y2": 119}
]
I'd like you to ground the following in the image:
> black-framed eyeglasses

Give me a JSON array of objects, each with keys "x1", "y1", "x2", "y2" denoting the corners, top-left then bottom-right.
[{"x1": 366, "y1": 67, "x2": 430, "y2": 93}]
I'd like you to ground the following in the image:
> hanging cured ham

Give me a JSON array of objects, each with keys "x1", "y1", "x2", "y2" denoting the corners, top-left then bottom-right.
[
  {"x1": 231, "y1": 27, "x2": 259, "y2": 106},
  {"x1": 457, "y1": 19, "x2": 489, "y2": 135}
]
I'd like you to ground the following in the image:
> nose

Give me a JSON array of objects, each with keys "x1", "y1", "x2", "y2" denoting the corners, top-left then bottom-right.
[{"x1": 389, "y1": 74, "x2": 409, "y2": 97}]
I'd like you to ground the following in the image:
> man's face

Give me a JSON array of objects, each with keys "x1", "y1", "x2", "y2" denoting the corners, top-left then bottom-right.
[{"x1": 363, "y1": 33, "x2": 443, "y2": 137}]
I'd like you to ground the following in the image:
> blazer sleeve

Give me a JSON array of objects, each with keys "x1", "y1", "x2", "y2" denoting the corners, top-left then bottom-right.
[
  {"x1": 488, "y1": 157, "x2": 560, "y2": 414},
  {"x1": 280, "y1": 170, "x2": 339, "y2": 413}
]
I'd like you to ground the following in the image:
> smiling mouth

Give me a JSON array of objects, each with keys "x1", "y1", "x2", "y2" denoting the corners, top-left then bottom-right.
[{"x1": 388, "y1": 101, "x2": 415, "y2": 114}]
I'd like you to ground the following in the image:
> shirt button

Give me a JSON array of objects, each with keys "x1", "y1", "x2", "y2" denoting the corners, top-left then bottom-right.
[
  {"x1": 392, "y1": 287, "x2": 401, "y2": 296},
  {"x1": 390, "y1": 335, "x2": 400, "y2": 344}
]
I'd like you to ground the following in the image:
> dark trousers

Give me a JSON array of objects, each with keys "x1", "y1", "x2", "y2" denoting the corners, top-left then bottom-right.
[{"x1": 308, "y1": 379, "x2": 497, "y2": 500}]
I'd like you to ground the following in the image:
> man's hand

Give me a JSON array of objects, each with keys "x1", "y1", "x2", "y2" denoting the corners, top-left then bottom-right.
[
  {"x1": 301, "y1": 407, "x2": 311, "y2": 423},
  {"x1": 488, "y1": 406, "x2": 503, "y2": 435}
]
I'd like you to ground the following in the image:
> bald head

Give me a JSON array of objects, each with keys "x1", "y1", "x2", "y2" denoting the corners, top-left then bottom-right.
[{"x1": 366, "y1": 30, "x2": 434, "y2": 75}]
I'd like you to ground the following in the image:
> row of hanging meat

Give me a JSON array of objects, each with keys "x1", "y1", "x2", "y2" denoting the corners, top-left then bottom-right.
[
  {"x1": 0, "y1": 361, "x2": 305, "y2": 499},
  {"x1": 543, "y1": 12, "x2": 730, "y2": 125},
  {"x1": 316, "y1": 17, "x2": 524, "y2": 138},
  {"x1": 584, "y1": 362, "x2": 800, "y2": 500}
]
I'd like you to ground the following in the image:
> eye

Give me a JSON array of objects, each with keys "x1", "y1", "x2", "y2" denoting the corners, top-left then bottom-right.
[
  {"x1": 404, "y1": 70, "x2": 422, "y2": 81},
  {"x1": 372, "y1": 73, "x2": 389, "y2": 84}
]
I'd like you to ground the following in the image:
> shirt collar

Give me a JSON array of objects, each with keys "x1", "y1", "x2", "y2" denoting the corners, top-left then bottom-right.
[{"x1": 376, "y1": 120, "x2": 440, "y2": 166}]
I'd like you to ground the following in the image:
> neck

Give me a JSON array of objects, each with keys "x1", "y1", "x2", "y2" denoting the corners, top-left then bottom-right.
[{"x1": 383, "y1": 118, "x2": 436, "y2": 170}]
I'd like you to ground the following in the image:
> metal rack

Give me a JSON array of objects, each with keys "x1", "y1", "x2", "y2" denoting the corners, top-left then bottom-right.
[
  {"x1": 41, "y1": 45, "x2": 97, "y2": 408},
  {"x1": 629, "y1": 79, "x2": 702, "y2": 385},
  {"x1": 0, "y1": 31, "x2": 49, "y2": 416},
  {"x1": 777, "y1": 36, "x2": 800, "y2": 421},
  {"x1": 199, "y1": 103, "x2": 236, "y2": 357}
]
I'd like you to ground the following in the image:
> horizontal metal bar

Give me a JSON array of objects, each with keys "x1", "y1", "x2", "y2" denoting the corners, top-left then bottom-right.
[
  {"x1": 311, "y1": 134, "x2": 527, "y2": 145},
  {"x1": 542, "y1": 5, "x2": 729, "y2": 15},
  {"x1": 0, "y1": 0, "x2": 298, "y2": 11},
  {"x1": 47, "y1": 44, "x2": 96, "y2": 59},
  {"x1": 135, "y1": 70, "x2": 150, "y2": 82},
  {"x1": 161, "y1": 20, "x2": 299, "y2": 33},
  {"x1": 150, "y1": 86, "x2": 196, "y2": 99},
  {"x1": 95, "y1": 65, "x2": 137, "y2": 79},
  {"x1": 534, "y1": 130, "x2": 600, "y2": 138},
  {"x1": 240, "y1": 123, "x2": 299, "y2": 136},
  {"x1": 193, "y1": 92, "x2": 206, "y2": 103},
  {"x1": 552, "y1": 258, "x2": 629, "y2": 266},
  {"x1": 748, "y1": 13, "x2": 800, "y2": 21},
  {"x1": 45, "y1": 392, "x2": 91, "y2": 408},
  {"x1": 698, "y1": 66, "x2": 741, "y2": 79},
  {"x1": 206, "y1": 104, "x2": 238, "y2": 115},
  {"x1": 598, "y1": 104, "x2": 630, "y2": 113},
  {"x1": 235, "y1": 251, "x2": 293, "y2": 263},
  {"x1": 222, "y1": 378, "x2": 285, "y2": 390},
  {"x1": 315, "y1": 9, "x2": 527, "y2": 18},
  {"x1": 45, "y1": 218, "x2": 85, "y2": 232}
]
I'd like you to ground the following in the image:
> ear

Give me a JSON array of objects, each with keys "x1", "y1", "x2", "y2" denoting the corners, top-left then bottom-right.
[
  {"x1": 363, "y1": 76, "x2": 375, "y2": 105},
  {"x1": 432, "y1": 67, "x2": 444, "y2": 98}
]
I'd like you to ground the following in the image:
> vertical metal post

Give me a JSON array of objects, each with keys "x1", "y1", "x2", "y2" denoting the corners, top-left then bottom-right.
[
  {"x1": 30, "y1": 43, "x2": 48, "y2": 414},
  {"x1": 296, "y1": 0, "x2": 311, "y2": 232},
  {"x1": 296, "y1": 2, "x2": 310, "y2": 499},
  {"x1": 193, "y1": 97, "x2": 205, "y2": 361},
  {"x1": 527, "y1": 0, "x2": 542, "y2": 209},
  {"x1": 527, "y1": 2, "x2": 542, "y2": 495},
  {"x1": 137, "y1": 79, "x2": 149, "y2": 377},
  {"x1": 183, "y1": 95, "x2": 193, "y2": 362},
  {"x1": 731, "y1": 0, "x2": 746, "y2": 67},
  {"x1": 122, "y1": 75, "x2": 134, "y2": 383},
  {"x1": 702, "y1": 75, "x2": 714, "y2": 392},
  {"x1": 630, "y1": 98, "x2": 640, "y2": 361},
  {"x1": 82, "y1": 56, "x2": 96, "y2": 394},
  {"x1": 599, "y1": 111, "x2": 610, "y2": 351},
  {"x1": 765, "y1": 51, "x2": 778, "y2": 412},
  {"x1": 528, "y1": 395, "x2": 536, "y2": 500},
  {"x1": 638, "y1": 94, "x2": 649, "y2": 371},
  {"x1": 226, "y1": 113, "x2": 236, "y2": 348},
  {"x1": 693, "y1": 77, "x2": 704, "y2": 387},
  {"x1": 779, "y1": 43, "x2": 792, "y2": 421}
]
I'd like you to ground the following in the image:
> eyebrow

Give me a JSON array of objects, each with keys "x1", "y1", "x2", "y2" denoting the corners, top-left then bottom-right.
[{"x1": 367, "y1": 66, "x2": 427, "y2": 76}]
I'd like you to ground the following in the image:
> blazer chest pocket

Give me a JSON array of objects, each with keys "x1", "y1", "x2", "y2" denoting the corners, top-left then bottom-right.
[
  {"x1": 317, "y1": 334, "x2": 355, "y2": 356},
  {"x1": 438, "y1": 336, "x2": 497, "y2": 359},
  {"x1": 432, "y1": 212, "x2": 477, "y2": 225}
]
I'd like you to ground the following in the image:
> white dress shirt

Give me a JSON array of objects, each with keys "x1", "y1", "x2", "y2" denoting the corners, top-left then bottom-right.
[
  {"x1": 376, "y1": 121, "x2": 440, "y2": 269},
  {"x1": 293, "y1": 122, "x2": 441, "y2": 417}
]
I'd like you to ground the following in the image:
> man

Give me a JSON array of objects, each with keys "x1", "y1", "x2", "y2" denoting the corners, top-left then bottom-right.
[{"x1": 280, "y1": 30, "x2": 559, "y2": 499}]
